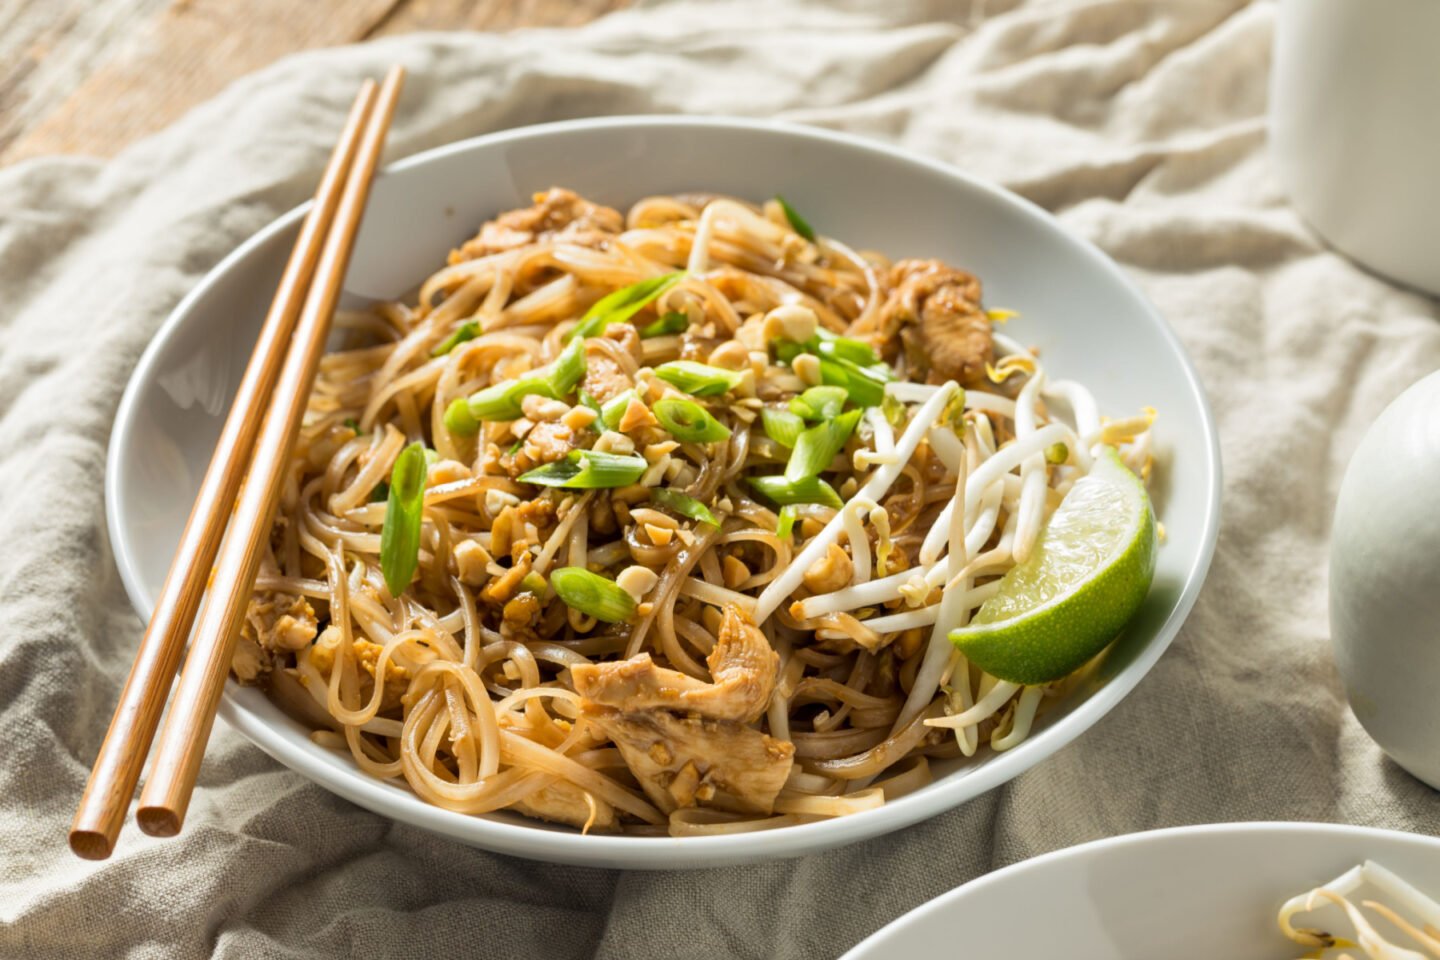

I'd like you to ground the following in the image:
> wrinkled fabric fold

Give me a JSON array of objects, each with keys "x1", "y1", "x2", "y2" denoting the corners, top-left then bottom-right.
[{"x1": 2, "y1": 1, "x2": 1439, "y2": 958}]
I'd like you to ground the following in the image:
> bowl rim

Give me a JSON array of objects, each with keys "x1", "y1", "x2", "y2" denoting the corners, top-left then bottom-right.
[
  {"x1": 839, "y1": 821, "x2": 1440, "y2": 957},
  {"x1": 105, "y1": 114, "x2": 1222, "y2": 867}
]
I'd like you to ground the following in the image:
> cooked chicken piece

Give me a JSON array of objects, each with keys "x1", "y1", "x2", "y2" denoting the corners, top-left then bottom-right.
[
  {"x1": 582, "y1": 706, "x2": 795, "y2": 815},
  {"x1": 571, "y1": 604, "x2": 778, "y2": 723},
  {"x1": 231, "y1": 636, "x2": 268, "y2": 683},
  {"x1": 232, "y1": 591, "x2": 319, "y2": 681},
  {"x1": 580, "y1": 354, "x2": 632, "y2": 404},
  {"x1": 502, "y1": 592, "x2": 541, "y2": 630},
  {"x1": 802, "y1": 542, "x2": 853, "y2": 594},
  {"x1": 580, "y1": 334, "x2": 640, "y2": 403},
  {"x1": 481, "y1": 552, "x2": 534, "y2": 607},
  {"x1": 246, "y1": 591, "x2": 318, "y2": 653},
  {"x1": 450, "y1": 188, "x2": 624, "y2": 263},
  {"x1": 304, "y1": 626, "x2": 410, "y2": 711},
  {"x1": 505, "y1": 420, "x2": 575, "y2": 476},
  {"x1": 877, "y1": 259, "x2": 993, "y2": 384},
  {"x1": 511, "y1": 779, "x2": 617, "y2": 832}
]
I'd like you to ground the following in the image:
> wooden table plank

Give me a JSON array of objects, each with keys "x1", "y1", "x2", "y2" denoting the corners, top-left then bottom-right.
[
  {"x1": 372, "y1": 0, "x2": 633, "y2": 33},
  {"x1": 0, "y1": 0, "x2": 172, "y2": 160},
  {"x1": 0, "y1": 0, "x2": 632, "y2": 167}
]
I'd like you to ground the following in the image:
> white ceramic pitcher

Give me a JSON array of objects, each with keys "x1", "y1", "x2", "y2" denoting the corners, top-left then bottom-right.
[{"x1": 1330, "y1": 371, "x2": 1440, "y2": 788}]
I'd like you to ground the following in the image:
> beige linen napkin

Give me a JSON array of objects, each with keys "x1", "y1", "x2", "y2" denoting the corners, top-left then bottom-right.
[{"x1": 2, "y1": 1, "x2": 1438, "y2": 957}]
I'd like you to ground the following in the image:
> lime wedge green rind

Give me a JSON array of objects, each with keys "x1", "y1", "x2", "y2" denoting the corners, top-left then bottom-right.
[{"x1": 948, "y1": 447, "x2": 1156, "y2": 685}]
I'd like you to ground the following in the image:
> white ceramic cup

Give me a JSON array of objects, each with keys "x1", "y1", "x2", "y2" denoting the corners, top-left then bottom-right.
[{"x1": 1270, "y1": 0, "x2": 1440, "y2": 296}]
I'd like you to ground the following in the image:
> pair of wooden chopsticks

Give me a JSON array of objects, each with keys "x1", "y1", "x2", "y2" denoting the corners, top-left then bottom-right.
[{"x1": 70, "y1": 66, "x2": 406, "y2": 860}]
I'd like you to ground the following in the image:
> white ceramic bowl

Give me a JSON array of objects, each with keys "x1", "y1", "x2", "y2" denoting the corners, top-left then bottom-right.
[
  {"x1": 106, "y1": 116, "x2": 1221, "y2": 868},
  {"x1": 842, "y1": 822, "x2": 1440, "y2": 959}
]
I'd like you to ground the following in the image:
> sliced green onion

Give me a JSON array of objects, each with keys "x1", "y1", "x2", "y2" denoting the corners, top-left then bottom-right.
[
  {"x1": 651, "y1": 487, "x2": 719, "y2": 527},
  {"x1": 368, "y1": 480, "x2": 389, "y2": 504},
  {"x1": 432, "y1": 320, "x2": 481, "y2": 357},
  {"x1": 343, "y1": 417, "x2": 361, "y2": 433},
  {"x1": 789, "y1": 385, "x2": 848, "y2": 421},
  {"x1": 775, "y1": 504, "x2": 798, "y2": 540},
  {"x1": 835, "y1": 350, "x2": 895, "y2": 384},
  {"x1": 567, "y1": 272, "x2": 685, "y2": 341},
  {"x1": 380, "y1": 442, "x2": 427, "y2": 597},
  {"x1": 577, "y1": 388, "x2": 604, "y2": 431},
  {"x1": 774, "y1": 331, "x2": 892, "y2": 410},
  {"x1": 775, "y1": 195, "x2": 816, "y2": 242},
  {"x1": 549, "y1": 333, "x2": 587, "y2": 397},
  {"x1": 466, "y1": 376, "x2": 556, "y2": 422},
  {"x1": 761, "y1": 406, "x2": 805, "y2": 449},
  {"x1": 423, "y1": 448, "x2": 440, "y2": 466},
  {"x1": 653, "y1": 360, "x2": 744, "y2": 397},
  {"x1": 443, "y1": 397, "x2": 479, "y2": 436},
  {"x1": 748, "y1": 475, "x2": 843, "y2": 509},
  {"x1": 640, "y1": 311, "x2": 689, "y2": 338},
  {"x1": 520, "y1": 571, "x2": 549, "y2": 595},
  {"x1": 519, "y1": 449, "x2": 648, "y2": 489},
  {"x1": 1046, "y1": 442, "x2": 1069, "y2": 465},
  {"x1": 600, "y1": 389, "x2": 638, "y2": 431},
  {"x1": 819, "y1": 355, "x2": 889, "y2": 407},
  {"x1": 464, "y1": 335, "x2": 588, "y2": 423},
  {"x1": 815, "y1": 330, "x2": 881, "y2": 367},
  {"x1": 786, "y1": 408, "x2": 862, "y2": 481},
  {"x1": 550, "y1": 567, "x2": 636, "y2": 623},
  {"x1": 653, "y1": 398, "x2": 731, "y2": 443}
]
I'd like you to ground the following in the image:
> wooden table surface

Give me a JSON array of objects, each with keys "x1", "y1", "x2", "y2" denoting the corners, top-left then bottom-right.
[{"x1": 1, "y1": 0, "x2": 632, "y2": 168}]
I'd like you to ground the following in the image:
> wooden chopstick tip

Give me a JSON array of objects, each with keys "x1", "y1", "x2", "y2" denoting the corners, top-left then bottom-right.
[
  {"x1": 135, "y1": 806, "x2": 182, "y2": 838},
  {"x1": 68, "y1": 829, "x2": 114, "y2": 861}
]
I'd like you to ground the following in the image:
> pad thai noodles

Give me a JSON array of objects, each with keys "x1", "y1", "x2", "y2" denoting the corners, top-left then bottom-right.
[
  {"x1": 230, "y1": 188, "x2": 1157, "y2": 836},
  {"x1": 1279, "y1": 861, "x2": 1440, "y2": 959}
]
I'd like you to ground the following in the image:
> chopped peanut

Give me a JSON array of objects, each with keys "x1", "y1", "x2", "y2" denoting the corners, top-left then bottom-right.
[
  {"x1": 628, "y1": 507, "x2": 678, "y2": 530},
  {"x1": 594, "y1": 430, "x2": 635, "y2": 455},
  {"x1": 610, "y1": 483, "x2": 651, "y2": 505},
  {"x1": 428, "y1": 458, "x2": 472, "y2": 486},
  {"x1": 521, "y1": 394, "x2": 571, "y2": 422},
  {"x1": 490, "y1": 505, "x2": 519, "y2": 559},
  {"x1": 618, "y1": 397, "x2": 659, "y2": 433},
  {"x1": 643, "y1": 440, "x2": 681, "y2": 463},
  {"x1": 485, "y1": 488, "x2": 520, "y2": 516},
  {"x1": 722, "y1": 555, "x2": 749, "y2": 589},
  {"x1": 641, "y1": 456, "x2": 670, "y2": 487},
  {"x1": 563, "y1": 405, "x2": 598, "y2": 431},
  {"x1": 453, "y1": 539, "x2": 492, "y2": 585},
  {"x1": 616, "y1": 565, "x2": 660, "y2": 600},
  {"x1": 706, "y1": 340, "x2": 750, "y2": 370},
  {"x1": 803, "y1": 543, "x2": 853, "y2": 593},
  {"x1": 792, "y1": 353, "x2": 821, "y2": 387},
  {"x1": 777, "y1": 305, "x2": 819, "y2": 344},
  {"x1": 482, "y1": 552, "x2": 534, "y2": 605}
]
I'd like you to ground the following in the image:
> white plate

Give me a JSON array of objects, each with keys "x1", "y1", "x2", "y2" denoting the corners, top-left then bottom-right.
[
  {"x1": 106, "y1": 116, "x2": 1221, "y2": 868},
  {"x1": 842, "y1": 822, "x2": 1440, "y2": 959}
]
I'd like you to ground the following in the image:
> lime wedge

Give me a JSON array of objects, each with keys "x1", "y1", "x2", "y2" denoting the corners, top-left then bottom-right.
[{"x1": 948, "y1": 447, "x2": 1156, "y2": 684}]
